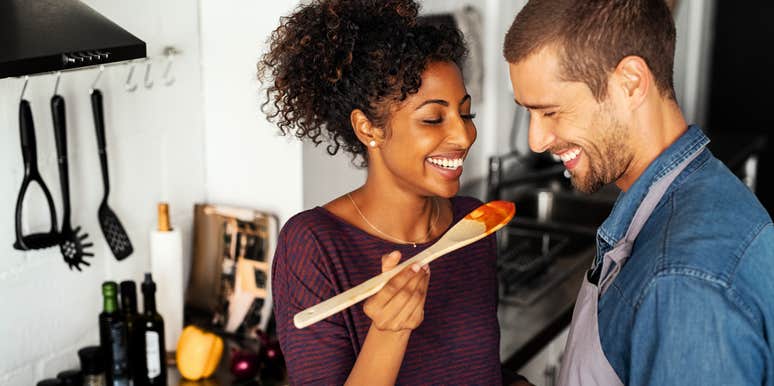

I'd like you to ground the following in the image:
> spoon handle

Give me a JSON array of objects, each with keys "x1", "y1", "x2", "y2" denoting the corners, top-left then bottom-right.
[
  {"x1": 293, "y1": 246, "x2": 439, "y2": 329},
  {"x1": 293, "y1": 201, "x2": 514, "y2": 329},
  {"x1": 294, "y1": 223, "x2": 488, "y2": 329}
]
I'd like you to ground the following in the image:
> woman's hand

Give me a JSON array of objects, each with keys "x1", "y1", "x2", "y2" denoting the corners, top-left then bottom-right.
[{"x1": 363, "y1": 251, "x2": 430, "y2": 332}]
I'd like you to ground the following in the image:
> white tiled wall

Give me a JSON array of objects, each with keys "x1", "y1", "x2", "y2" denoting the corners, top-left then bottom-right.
[
  {"x1": 0, "y1": 0, "x2": 206, "y2": 383},
  {"x1": 199, "y1": 0, "x2": 303, "y2": 224},
  {"x1": 1, "y1": 0, "x2": 305, "y2": 382}
]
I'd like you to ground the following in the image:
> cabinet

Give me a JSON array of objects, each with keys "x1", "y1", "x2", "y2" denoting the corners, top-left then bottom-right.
[{"x1": 517, "y1": 328, "x2": 568, "y2": 386}]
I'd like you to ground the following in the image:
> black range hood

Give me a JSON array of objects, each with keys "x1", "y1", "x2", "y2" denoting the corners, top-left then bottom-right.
[{"x1": 0, "y1": 0, "x2": 146, "y2": 79}]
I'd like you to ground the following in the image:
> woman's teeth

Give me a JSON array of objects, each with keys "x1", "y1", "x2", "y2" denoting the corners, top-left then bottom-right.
[
  {"x1": 558, "y1": 148, "x2": 581, "y2": 162},
  {"x1": 427, "y1": 157, "x2": 463, "y2": 169}
]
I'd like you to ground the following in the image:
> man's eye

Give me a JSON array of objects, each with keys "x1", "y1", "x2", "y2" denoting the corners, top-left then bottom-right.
[
  {"x1": 544, "y1": 111, "x2": 557, "y2": 117},
  {"x1": 422, "y1": 118, "x2": 443, "y2": 124}
]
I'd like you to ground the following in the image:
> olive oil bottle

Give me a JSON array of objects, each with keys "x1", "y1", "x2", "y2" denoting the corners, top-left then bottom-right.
[
  {"x1": 99, "y1": 281, "x2": 130, "y2": 386},
  {"x1": 119, "y1": 280, "x2": 141, "y2": 382},
  {"x1": 138, "y1": 273, "x2": 167, "y2": 385}
]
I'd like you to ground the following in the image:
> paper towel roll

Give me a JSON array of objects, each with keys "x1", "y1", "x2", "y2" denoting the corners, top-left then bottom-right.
[{"x1": 149, "y1": 228, "x2": 183, "y2": 353}]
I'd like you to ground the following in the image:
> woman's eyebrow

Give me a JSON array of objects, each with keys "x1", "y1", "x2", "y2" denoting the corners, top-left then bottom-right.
[
  {"x1": 414, "y1": 94, "x2": 471, "y2": 110},
  {"x1": 415, "y1": 99, "x2": 449, "y2": 110}
]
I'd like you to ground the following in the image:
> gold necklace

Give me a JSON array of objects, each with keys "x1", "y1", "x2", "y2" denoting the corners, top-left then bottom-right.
[{"x1": 347, "y1": 193, "x2": 439, "y2": 248}]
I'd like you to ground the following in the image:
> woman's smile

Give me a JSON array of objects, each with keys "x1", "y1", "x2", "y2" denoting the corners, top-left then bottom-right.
[{"x1": 425, "y1": 151, "x2": 466, "y2": 179}]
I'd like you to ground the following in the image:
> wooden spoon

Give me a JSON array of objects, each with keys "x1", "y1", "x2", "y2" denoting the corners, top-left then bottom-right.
[{"x1": 294, "y1": 200, "x2": 515, "y2": 329}]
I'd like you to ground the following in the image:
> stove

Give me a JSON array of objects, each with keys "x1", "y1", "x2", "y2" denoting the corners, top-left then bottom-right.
[{"x1": 497, "y1": 226, "x2": 593, "y2": 306}]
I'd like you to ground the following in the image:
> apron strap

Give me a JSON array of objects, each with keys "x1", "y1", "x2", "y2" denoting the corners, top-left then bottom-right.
[{"x1": 598, "y1": 145, "x2": 706, "y2": 295}]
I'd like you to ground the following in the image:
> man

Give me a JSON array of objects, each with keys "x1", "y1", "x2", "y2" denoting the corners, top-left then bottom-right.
[{"x1": 504, "y1": 1, "x2": 774, "y2": 385}]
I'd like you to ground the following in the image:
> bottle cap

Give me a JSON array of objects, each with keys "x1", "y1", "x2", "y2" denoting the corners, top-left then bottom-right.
[
  {"x1": 142, "y1": 273, "x2": 156, "y2": 293},
  {"x1": 56, "y1": 369, "x2": 82, "y2": 386},
  {"x1": 101, "y1": 281, "x2": 117, "y2": 297},
  {"x1": 119, "y1": 280, "x2": 137, "y2": 311},
  {"x1": 77, "y1": 346, "x2": 105, "y2": 375},
  {"x1": 36, "y1": 379, "x2": 62, "y2": 386}
]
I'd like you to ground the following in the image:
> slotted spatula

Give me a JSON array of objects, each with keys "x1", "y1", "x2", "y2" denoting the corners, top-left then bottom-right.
[
  {"x1": 91, "y1": 89, "x2": 133, "y2": 260},
  {"x1": 52, "y1": 94, "x2": 94, "y2": 271},
  {"x1": 294, "y1": 200, "x2": 516, "y2": 329}
]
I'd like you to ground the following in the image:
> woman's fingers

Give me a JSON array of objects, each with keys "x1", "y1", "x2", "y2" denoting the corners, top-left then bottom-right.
[
  {"x1": 392, "y1": 268, "x2": 429, "y2": 327},
  {"x1": 364, "y1": 250, "x2": 432, "y2": 331},
  {"x1": 373, "y1": 252, "x2": 417, "y2": 302},
  {"x1": 381, "y1": 250, "x2": 401, "y2": 272},
  {"x1": 406, "y1": 268, "x2": 430, "y2": 327},
  {"x1": 383, "y1": 266, "x2": 425, "y2": 312},
  {"x1": 366, "y1": 251, "x2": 408, "y2": 314},
  {"x1": 372, "y1": 268, "x2": 423, "y2": 322},
  {"x1": 378, "y1": 267, "x2": 430, "y2": 330}
]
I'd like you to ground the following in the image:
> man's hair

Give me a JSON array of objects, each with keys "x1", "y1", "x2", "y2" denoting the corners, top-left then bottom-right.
[{"x1": 503, "y1": 0, "x2": 676, "y2": 101}]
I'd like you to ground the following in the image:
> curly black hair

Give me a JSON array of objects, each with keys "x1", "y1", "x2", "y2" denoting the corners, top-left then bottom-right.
[{"x1": 259, "y1": 0, "x2": 467, "y2": 166}]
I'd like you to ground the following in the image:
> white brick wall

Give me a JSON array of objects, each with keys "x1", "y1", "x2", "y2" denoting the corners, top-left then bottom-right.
[
  {"x1": 0, "y1": 0, "x2": 206, "y2": 383},
  {"x1": 1, "y1": 0, "x2": 306, "y2": 383},
  {"x1": 199, "y1": 0, "x2": 303, "y2": 223}
]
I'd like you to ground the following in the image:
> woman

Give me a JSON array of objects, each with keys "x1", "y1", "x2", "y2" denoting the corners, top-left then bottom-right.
[{"x1": 260, "y1": 0, "x2": 506, "y2": 384}]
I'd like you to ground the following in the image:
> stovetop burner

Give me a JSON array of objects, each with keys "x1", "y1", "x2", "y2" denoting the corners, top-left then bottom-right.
[{"x1": 497, "y1": 226, "x2": 591, "y2": 306}]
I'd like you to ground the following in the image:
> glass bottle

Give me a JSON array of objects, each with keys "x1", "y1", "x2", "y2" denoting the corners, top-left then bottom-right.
[
  {"x1": 78, "y1": 346, "x2": 106, "y2": 386},
  {"x1": 120, "y1": 280, "x2": 141, "y2": 382},
  {"x1": 35, "y1": 379, "x2": 62, "y2": 386},
  {"x1": 55, "y1": 369, "x2": 82, "y2": 386},
  {"x1": 99, "y1": 281, "x2": 130, "y2": 386},
  {"x1": 138, "y1": 273, "x2": 167, "y2": 385}
]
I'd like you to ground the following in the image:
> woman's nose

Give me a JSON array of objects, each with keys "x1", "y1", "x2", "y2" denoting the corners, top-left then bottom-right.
[{"x1": 449, "y1": 115, "x2": 476, "y2": 148}]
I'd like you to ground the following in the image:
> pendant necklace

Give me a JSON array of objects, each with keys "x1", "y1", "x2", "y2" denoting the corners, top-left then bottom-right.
[{"x1": 347, "y1": 193, "x2": 439, "y2": 248}]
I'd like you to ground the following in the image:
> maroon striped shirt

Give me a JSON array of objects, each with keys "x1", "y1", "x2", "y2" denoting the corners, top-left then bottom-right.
[{"x1": 272, "y1": 196, "x2": 502, "y2": 385}]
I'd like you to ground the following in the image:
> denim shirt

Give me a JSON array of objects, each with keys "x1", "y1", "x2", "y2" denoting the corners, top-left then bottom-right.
[{"x1": 594, "y1": 125, "x2": 774, "y2": 385}]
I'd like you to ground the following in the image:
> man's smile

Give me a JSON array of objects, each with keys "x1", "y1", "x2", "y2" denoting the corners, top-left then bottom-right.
[{"x1": 553, "y1": 147, "x2": 582, "y2": 170}]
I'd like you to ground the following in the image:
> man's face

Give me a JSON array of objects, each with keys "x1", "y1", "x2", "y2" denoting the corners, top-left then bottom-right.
[{"x1": 508, "y1": 47, "x2": 634, "y2": 194}]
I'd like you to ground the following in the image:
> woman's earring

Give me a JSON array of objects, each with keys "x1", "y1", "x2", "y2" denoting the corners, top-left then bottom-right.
[{"x1": 369, "y1": 140, "x2": 377, "y2": 147}]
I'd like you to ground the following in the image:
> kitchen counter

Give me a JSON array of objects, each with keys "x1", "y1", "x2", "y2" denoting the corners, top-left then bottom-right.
[
  {"x1": 498, "y1": 244, "x2": 592, "y2": 371},
  {"x1": 165, "y1": 333, "x2": 286, "y2": 386},
  {"x1": 168, "y1": 246, "x2": 594, "y2": 384}
]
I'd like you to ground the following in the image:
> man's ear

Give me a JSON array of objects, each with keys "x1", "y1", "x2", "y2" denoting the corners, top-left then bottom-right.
[
  {"x1": 350, "y1": 109, "x2": 383, "y2": 147},
  {"x1": 613, "y1": 56, "x2": 650, "y2": 110}
]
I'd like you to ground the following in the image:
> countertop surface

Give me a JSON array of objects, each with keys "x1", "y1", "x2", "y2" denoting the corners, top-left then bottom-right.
[{"x1": 498, "y1": 244, "x2": 592, "y2": 370}]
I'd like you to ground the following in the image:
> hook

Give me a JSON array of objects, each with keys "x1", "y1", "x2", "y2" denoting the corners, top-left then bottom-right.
[
  {"x1": 20, "y1": 76, "x2": 29, "y2": 102},
  {"x1": 125, "y1": 62, "x2": 138, "y2": 92},
  {"x1": 53, "y1": 71, "x2": 62, "y2": 95},
  {"x1": 143, "y1": 59, "x2": 154, "y2": 89},
  {"x1": 90, "y1": 64, "x2": 105, "y2": 92},
  {"x1": 162, "y1": 46, "x2": 178, "y2": 86}
]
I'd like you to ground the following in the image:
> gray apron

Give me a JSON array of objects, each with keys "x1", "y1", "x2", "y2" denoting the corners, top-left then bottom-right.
[{"x1": 557, "y1": 146, "x2": 705, "y2": 386}]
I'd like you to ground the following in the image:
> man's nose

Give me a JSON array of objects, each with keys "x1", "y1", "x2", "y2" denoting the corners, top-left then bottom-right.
[{"x1": 528, "y1": 117, "x2": 555, "y2": 153}]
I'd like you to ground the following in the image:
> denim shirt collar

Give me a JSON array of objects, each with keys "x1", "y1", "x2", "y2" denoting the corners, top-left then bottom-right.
[{"x1": 596, "y1": 125, "x2": 710, "y2": 254}]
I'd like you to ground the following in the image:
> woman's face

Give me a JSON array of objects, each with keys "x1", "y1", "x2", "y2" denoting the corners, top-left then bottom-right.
[{"x1": 377, "y1": 61, "x2": 477, "y2": 198}]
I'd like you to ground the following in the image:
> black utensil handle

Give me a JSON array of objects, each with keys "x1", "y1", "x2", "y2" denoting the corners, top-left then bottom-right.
[
  {"x1": 14, "y1": 178, "x2": 31, "y2": 250},
  {"x1": 19, "y1": 100, "x2": 37, "y2": 171},
  {"x1": 51, "y1": 94, "x2": 71, "y2": 225},
  {"x1": 15, "y1": 99, "x2": 33, "y2": 249},
  {"x1": 91, "y1": 89, "x2": 110, "y2": 195},
  {"x1": 14, "y1": 99, "x2": 59, "y2": 250}
]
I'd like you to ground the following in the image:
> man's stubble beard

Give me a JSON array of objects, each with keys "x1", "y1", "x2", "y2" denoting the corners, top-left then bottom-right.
[{"x1": 570, "y1": 110, "x2": 633, "y2": 194}]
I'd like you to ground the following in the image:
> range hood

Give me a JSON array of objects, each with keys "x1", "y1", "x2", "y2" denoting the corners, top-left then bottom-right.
[{"x1": 0, "y1": 0, "x2": 146, "y2": 79}]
